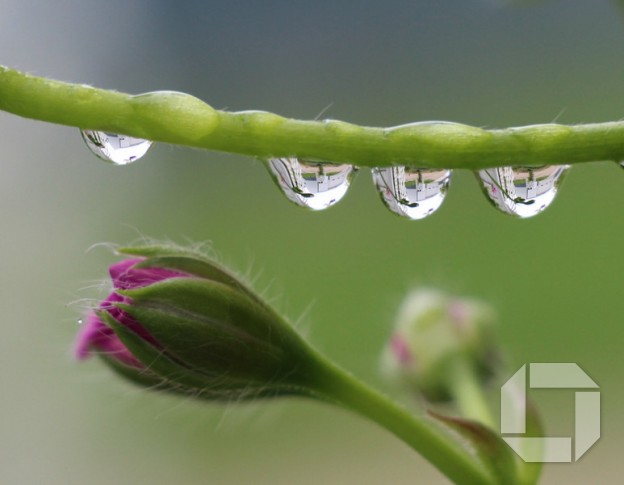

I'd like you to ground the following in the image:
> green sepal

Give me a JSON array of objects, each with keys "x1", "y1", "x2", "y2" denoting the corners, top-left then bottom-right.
[
  {"x1": 96, "y1": 310, "x2": 218, "y2": 391},
  {"x1": 98, "y1": 308, "x2": 310, "y2": 400},
  {"x1": 115, "y1": 278, "x2": 314, "y2": 387},
  {"x1": 429, "y1": 411, "x2": 520, "y2": 485},
  {"x1": 116, "y1": 244, "x2": 198, "y2": 259},
  {"x1": 117, "y1": 245, "x2": 262, "y2": 303},
  {"x1": 98, "y1": 352, "x2": 172, "y2": 390},
  {"x1": 120, "y1": 277, "x2": 307, "y2": 351}
]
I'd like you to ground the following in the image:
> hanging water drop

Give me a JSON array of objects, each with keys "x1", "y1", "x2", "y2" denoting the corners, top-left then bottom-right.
[
  {"x1": 477, "y1": 165, "x2": 569, "y2": 218},
  {"x1": 372, "y1": 167, "x2": 451, "y2": 220},
  {"x1": 81, "y1": 130, "x2": 152, "y2": 165},
  {"x1": 266, "y1": 157, "x2": 358, "y2": 210}
]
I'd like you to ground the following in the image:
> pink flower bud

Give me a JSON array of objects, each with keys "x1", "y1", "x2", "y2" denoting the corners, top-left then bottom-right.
[
  {"x1": 74, "y1": 258, "x2": 186, "y2": 367},
  {"x1": 74, "y1": 246, "x2": 324, "y2": 401},
  {"x1": 381, "y1": 289, "x2": 499, "y2": 402}
]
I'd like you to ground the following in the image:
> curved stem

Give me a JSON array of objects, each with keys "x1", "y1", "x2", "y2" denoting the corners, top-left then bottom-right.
[
  {"x1": 306, "y1": 359, "x2": 497, "y2": 485},
  {"x1": 1, "y1": 66, "x2": 624, "y2": 169}
]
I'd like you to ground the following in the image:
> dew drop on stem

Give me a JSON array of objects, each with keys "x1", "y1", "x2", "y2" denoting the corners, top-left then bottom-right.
[
  {"x1": 81, "y1": 130, "x2": 152, "y2": 165},
  {"x1": 266, "y1": 157, "x2": 358, "y2": 210},
  {"x1": 372, "y1": 167, "x2": 452, "y2": 220},
  {"x1": 477, "y1": 165, "x2": 569, "y2": 218}
]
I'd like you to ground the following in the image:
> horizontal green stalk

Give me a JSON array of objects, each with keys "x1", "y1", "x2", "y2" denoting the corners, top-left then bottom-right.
[{"x1": 1, "y1": 65, "x2": 623, "y2": 169}]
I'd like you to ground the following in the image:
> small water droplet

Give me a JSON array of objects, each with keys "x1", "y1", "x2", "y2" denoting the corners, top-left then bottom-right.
[
  {"x1": 77, "y1": 318, "x2": 83, "y2": 325},
  {"x1": 266, "y1": 157, "x2": 358, "y2": 210},
  {"x1": 478, "y1": 165, "x2": 569, "y2": 218},
  {"x1": 372, "y1": 166, "x2": 451, "y2": 220},
  {"x1": 81, "y1": 130, "x2": 152, "y2": 165}
]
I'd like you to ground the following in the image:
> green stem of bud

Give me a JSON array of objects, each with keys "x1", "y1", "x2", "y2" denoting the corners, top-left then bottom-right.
[
  {"x1": 306, "y1": 356, "x2": 497, "y2": 485},
  {"x1": 448, "y1": 358, "x2": 496, "y2": 430}
]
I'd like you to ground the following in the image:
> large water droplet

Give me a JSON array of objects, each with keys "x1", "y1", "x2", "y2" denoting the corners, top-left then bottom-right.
[
  {"x1": 372, "y1": 166, "x2": 451, "y2": 220},
  {"x1": 266, "y1": 157, "x2": 357, "y2": 210},
  {"x1": 478, "y1": 165, "x2": 569, "y2": 218},
  {"x1": 81, "y1": 130, "x2": 152, "y2": 165}
]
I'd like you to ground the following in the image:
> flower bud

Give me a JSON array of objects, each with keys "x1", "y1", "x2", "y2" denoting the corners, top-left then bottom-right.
[
  {"x1": 381, "y1": 289, "x2": 498, "y2": 402},
  {"x1": 75, "y1": 245, "x2": 322, "y2": 400}
]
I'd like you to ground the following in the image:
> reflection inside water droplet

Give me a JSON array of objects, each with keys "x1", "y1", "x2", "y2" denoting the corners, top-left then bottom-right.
[
  {"x1": 81, "y1": 130, "x2": 152, "y2": 165},
  {"x1": 266, "y1": 157, "x2": 357, "y2": 210},
  {"x1": 477, "y1": 165, "x2": 569, "y2": 218},
  {"x1": 372, "y1": 166, "x2": 451, "y2": 220}
]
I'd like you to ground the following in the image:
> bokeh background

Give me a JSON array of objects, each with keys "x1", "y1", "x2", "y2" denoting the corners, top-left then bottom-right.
[{"x1": 1, "y1": 0, "x2": 623, "y2": 483}]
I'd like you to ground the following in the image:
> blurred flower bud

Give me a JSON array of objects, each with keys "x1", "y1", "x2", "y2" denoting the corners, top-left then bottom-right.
[
  {"x1": 75, "y1": 245, "x2": 322, "y2": 400},
  {"x1": 381, "y1": 289, "x2": 498, "y2": 402}
]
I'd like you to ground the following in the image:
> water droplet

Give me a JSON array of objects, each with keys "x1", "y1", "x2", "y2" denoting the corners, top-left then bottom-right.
[
  {"x1": 81, "y1": 130, "x2": 152, "y2": 165},
  {"x1": 372, "y1": 166, "x2": 452, "y2": 220},
  {"x1": 266, "y1": 157, "x2": 358, "y2": 210},
  {"x1": 77, "y1": 319, "x2": 83, "y2": 325},
  {"x1": 477, "y1": 165, "x2": 569, "y2": 218}
]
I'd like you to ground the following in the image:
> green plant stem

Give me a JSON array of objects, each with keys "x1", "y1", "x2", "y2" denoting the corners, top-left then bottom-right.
[
  {"x1": 308, "y1": 359, "x2": 497, "y2": 485},
  {"x1": 448, "y1": 360, "x2": 540, "y2": 485},
  {"x1": 1, "y1": 65, "x2": 624, "y2": 169},
  {"x1": 449, "y1": 358, "x2": 496, "y2": 430}
]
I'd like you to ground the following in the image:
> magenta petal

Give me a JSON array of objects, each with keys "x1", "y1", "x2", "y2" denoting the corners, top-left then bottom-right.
[
  {"x1": 108, "y1": 258, "x2": 142, "y2": 285},
  {"x1": 390, "y1": 334, "x2": 413, "y2": 366},
  {"x1": 74, "y1": 311, "x2": 141, "y2": 367},
  {"x1": 74, "y1": 311, "x2": 111, "y2": 360},
  {"x1": 109, "y1": 258, "x2": 187, "y2": 290},
  {"x1": 101, "y1": 291, "x2": 160, "y2": 348},
  {"x1": 76, "y1": 257, "x2": 187, "y2": 369}
]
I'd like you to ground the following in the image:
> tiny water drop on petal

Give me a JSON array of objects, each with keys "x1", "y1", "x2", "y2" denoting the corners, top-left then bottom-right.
[
  {"x1": 81, "y1": 130, "x2": 152, "y2": 165},
  {"x1": 266, "y1": 157, "x2": 358, "y2": 210},
  {"x1": 478, "y1": 165, "x2": 569, "y2": 218},
  {"x1": 372, "y1": 166, "x2": 451, "y2": 220}
]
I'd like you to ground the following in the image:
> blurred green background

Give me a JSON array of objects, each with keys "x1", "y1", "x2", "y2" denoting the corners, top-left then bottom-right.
[{"x1": 1, "y1": 1, "x2": 623, "y2": 483}]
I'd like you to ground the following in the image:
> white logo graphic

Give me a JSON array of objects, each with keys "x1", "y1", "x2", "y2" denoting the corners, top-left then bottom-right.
[{"x1": 500, "y1": 363, "x2": 600, "y2": 462}]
